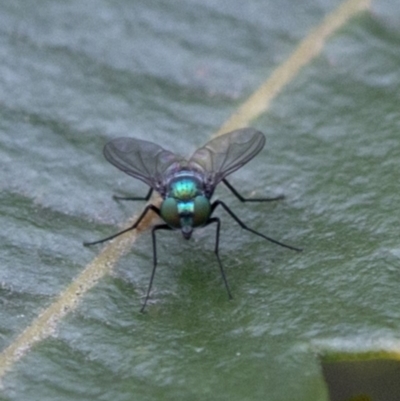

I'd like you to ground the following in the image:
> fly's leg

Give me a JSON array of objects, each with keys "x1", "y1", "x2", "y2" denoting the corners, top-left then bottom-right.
[
  {"x1": 83, "y1": 204, "x2": 160, "y2": 246},
  {"x1": 113, "y1": 188, "x2": 153, "y2": 202},
  {"x1": 211, "y1": 200, "x2": 302, "y2": 252},
  {"x1": 84, "y1": 204, "x2": 170, "y2": 313},
  {"x1": 223, "y1": 179, "x2": 284, "y2": 202},
  {"x1": 141, "y1": 224, "x2": 172, "y2": 313},
  {"x1": 205, "y1": 217, "x2": 233, "y2": 300}
]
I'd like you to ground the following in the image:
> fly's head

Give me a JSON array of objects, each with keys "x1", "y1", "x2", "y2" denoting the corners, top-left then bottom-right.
[{"x1": 160, "y1": 176, "x2": 211, "y2": 239}]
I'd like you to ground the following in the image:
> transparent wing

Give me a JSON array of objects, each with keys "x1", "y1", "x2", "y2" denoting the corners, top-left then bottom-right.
[
  {"x1": 188, "y1": 128, "x2": 265, "y2": 185},
  {"x1": 103, "y1": 137, "x2": 183, "y2": 188}
]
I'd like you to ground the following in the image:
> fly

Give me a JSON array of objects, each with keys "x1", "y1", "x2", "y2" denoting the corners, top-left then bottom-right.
[{"x1": 84, "y1": 128, "x2": 301, "y2": 311}]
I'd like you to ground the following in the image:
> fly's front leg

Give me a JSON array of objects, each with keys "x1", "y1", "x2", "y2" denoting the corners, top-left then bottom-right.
[
  {"x1": 140, "y1": 224, "x2": 172, "y2": 313},
  {"x1": 205, "y1": 217, "x2": 233, "y2": 300}
]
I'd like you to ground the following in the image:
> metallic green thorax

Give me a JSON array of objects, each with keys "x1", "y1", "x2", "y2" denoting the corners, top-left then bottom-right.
[
  {"x1": 171, "y1": 178, "x2": 199, "y2": 200},
  {"x1": 160, "y1": 172, "x2": 211, "y2": 239}
]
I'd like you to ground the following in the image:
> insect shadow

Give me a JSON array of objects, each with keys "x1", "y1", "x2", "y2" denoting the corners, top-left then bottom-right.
[{"x1": 84, "y1": 128, "x2": 301, "y2": 312}]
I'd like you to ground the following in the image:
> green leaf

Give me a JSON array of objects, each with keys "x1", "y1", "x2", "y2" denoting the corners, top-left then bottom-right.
[{"x1": 2, "y1": 1, "x2": 399, "y2": 400}]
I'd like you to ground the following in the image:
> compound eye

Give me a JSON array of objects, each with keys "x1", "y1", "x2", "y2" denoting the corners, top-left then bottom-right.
[
  {"x1": 193, "y1": 196, "x2": 211, "y2": 227},
  {"x1": 160, "y1": 198, "x2": 180, "y2": 228}
]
